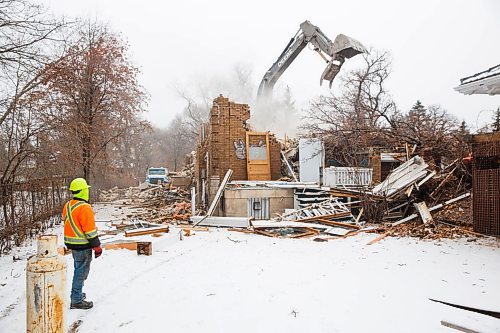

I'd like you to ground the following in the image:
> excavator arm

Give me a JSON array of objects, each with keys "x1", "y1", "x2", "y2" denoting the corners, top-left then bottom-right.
[{"x1": 257, "y1": 21, "x2": 367, "y2": 102}]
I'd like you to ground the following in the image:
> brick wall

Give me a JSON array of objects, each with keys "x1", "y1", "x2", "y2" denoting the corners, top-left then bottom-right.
[
  {"x1": 269, "y1": 135, "x2": 282, "y2": 180},
  {"x1": 369, "y1": 153, "x2": 381, "y2": 184},
  {"x1": 196, "y1": 95, "x2": 282, "y2": 208}
]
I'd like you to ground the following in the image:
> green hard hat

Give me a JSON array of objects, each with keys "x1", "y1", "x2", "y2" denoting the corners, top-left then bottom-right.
[{"x1": 69, "y1": 178, "x2": 91, "y2": 192}]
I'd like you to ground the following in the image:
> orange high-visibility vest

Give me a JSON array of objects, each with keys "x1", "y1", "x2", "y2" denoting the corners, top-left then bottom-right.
[{"x1": 62, "y1": 199, "x2": 98, "y2": 245}]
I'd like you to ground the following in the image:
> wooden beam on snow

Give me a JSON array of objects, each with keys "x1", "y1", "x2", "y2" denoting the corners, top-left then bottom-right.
[{"x1": 124, "y1": 226, "x2": 169, "y2": 237}]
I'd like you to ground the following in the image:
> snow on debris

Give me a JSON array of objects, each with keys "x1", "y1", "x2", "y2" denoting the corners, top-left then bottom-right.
[{"x1": 0, "y1": 204, "x2": 500, "y2": 332}]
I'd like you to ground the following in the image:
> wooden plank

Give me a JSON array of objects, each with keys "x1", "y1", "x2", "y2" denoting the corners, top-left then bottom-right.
[
  {"x1": 328, "y1": 190, "x2": 361, "y2": 198},
  {"x1": 191, "y1": 216, "x2": 251, "y2": 228},
  {"x1": 323, "y1": 227, "x2": 352, "y2": 236},
  {"x1": 124, "y1": 226, "x2": 169, "y2": 237},
  {"x1": 173, "y1": 226, "x2": 209, "y2": 231},
  {"x1": 253, "y1": 229, "x2": 278, "y2": 237},
  {"x1": 302, "y1": 227, "x2": 321, "y2": 235},
  {"x1": 228, "y1": 228, "x2": 255, "y2": 234},
  {"x1": 437, "y1": 221, "x2": 494, "y2": 238},
  {"x1": 207, "y1": 169, "x2": 233, "y2": 216},
  {"x1": 103, "y1": 241, "x2": 138, "y2": 251},
  {"x1": 316, "y1": 218, "x2": 361, "y2": 230},
  {"x1": 288, "y1": 230, "x2": 317, "y2": 238},
  {"x1": 193, "y1": 169, "x2": 233, "y2": 228},
  {"x1": 354, "y1": 208, "x2": 364, "y2": 224},
  {"x1": 295, "y1": 211, "x2": 352, "y2": 222},
  {"x1": 414, "y1": 201, "x2": 433, "y2": 224},
  {"x1": 366, "y1": 232, "x2": 390, "y2": 245},
  {"x1": 430, "y1": 166, "x2": 457, "y2": 198},
  {"x1": 392, "y1": 192, "x2": 470, "y2": 226},
  {"x1": 417, "y1": 170, "x2": 436, "y2": 187},
  {"x1": 440, "y1": 321, "x2": 479, "y2": 333},
  {"x1": 342, "y1": 230, "x2": 363, "y2": 238},
  {"x1": 137, "y1": 242, "x2": 152, "y2": 255},
  {"x1": 281, "y1": 151, "x2": 298, "y2": 182}
]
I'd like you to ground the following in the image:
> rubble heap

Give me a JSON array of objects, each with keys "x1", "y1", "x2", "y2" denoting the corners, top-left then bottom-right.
[{"x1": 99, "y1": 184, "x2": 192, "y2": 223}]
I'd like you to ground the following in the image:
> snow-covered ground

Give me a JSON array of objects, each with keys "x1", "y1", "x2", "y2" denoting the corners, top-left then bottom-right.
[{"x1": 1, "y1": 203, "x2": 500, "y2": 332}]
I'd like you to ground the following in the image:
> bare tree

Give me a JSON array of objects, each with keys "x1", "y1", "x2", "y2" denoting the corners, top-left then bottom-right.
[
  {"x1": 302, "y1": 49, "x2": 397, "y2": 165},
  {"x1": 0, "y1": 0, "x2": 68, "y2": 184},
  {"x1": 165, "y1": 114, "x2": 194, "y2": 171},
  {"x1": 40, "y1": 21, "x2": 147, "y2": 183},
  {"x1": 0, "y1": 0, "x2": 67, "y2": 127}
]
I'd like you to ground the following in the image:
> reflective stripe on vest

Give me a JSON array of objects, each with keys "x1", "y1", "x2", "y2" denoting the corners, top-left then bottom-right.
[{"x1": 64, "y1": 201, "x2": 90, "y2": 245}]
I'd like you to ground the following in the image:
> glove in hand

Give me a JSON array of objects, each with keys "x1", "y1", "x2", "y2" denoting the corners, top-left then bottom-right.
[{"x1": 93, "y1": 246, "x2": 102, "y2": 258}]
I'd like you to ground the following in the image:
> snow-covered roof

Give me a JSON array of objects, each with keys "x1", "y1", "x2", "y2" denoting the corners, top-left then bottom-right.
[{"x1": 454, "y1": 64, "x2": 500, "y2": 95}]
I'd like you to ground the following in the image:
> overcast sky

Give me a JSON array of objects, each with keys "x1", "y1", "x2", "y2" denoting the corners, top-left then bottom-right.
[{"x1": 39, "y1": 0, "x2": 500, "y2": 132}]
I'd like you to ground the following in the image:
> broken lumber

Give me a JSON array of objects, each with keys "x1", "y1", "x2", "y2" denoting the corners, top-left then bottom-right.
[
  {"x1": 281, "y1": 151, "x2": 299, "y2": 182},
  {"x1": 192, "y1": 169, "x2": 233, "y2": 227},
  {"x1": 315, "y1": 218, "x2": 361, "y2": 229},
  {"x1": 294, "y1": 211, "x2": 352, "y2": 222},
  {"x1": 190, "y1": 216, "x2": 251, "y2": 228},
  {"x1": 392, "y1": 192, "x2": 470, "y2": 226},
  {"x1": 437, "y1": 221, "x2": 494, "y2": 238},
  {"x1": 366, "y1": 231, "x2": 390, "y2": 245},
  {"x1": 124, "y1": 226, "x2": 169, "y2": 237},
  {"x1": 430, "y1": 166, "x2": 457, "y2": 198},
  {"x1": 323, "y1": 227, "x2": 352, "y2": 236},
  {"x1": 137, "y1": 242, "x2": 152, "y2": 255},
  {"x1": 103, "y1": 241, "x2": 138, "y2": 251},
  {"x1": 440, "y1": 321, "x2": 478, "y2": 333},
  {"x1": 207, "y1": 169, "x2": 233, "y2": 216},
  {"x1": 228, "y1": 228, "x2": 255, "y2": 234},
  {"x1": 288, "y1": 230, "x2": 317, "y2": 238},
  {"x1": 253, "y1": 229, "x2": 278, "y2": 237},
  {"x1": 414, "y1": 202, "x2": 433, "y2": 224},
  {"x1": 173, "y1": 226, "x2": 209, "y2": 231}
]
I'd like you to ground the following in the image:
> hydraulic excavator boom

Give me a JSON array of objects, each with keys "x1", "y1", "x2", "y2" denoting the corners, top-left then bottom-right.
[{"x1": 257, "y1": 21, "x2": 367, "y2": 102}]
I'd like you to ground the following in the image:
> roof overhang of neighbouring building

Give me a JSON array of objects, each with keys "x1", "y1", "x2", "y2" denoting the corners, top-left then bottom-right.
[{"x1": 455, "y1": 64, "x2": 500, "y2": 95}]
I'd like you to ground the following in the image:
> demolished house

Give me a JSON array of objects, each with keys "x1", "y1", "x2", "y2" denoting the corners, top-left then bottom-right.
[
  {"x1": 456, "y1": 64, "x2": 500, "y2": 236},
  {"x1": 195, "y1": 95, "x2": 286, "y2": 217},
  {"x1": 99, "y1": 81, "x2": 494, "y2": 242},
  {"x1": 187, "y1": 94, "x2": 476, "y2": 239}
]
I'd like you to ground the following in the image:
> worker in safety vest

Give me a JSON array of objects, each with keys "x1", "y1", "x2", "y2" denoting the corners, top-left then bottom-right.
[{"x1": 62, "y1": 178, "x2": 102, "y2": 310}]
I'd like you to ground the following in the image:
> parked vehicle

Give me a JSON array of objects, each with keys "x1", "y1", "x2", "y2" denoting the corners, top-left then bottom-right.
[{"x1": 146, "y1": 167, "x2": 170, "y2": 184}]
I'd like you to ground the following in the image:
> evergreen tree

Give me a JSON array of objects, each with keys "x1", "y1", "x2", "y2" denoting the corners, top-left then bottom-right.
[
  {"x1": 409, "y1": 100, "x2": 426, "y2": 116},
  {"x1": 492, "y1": 107, "x2": 500, "y2": 132}
]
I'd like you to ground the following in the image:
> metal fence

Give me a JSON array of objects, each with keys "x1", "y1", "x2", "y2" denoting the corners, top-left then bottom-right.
[
  {"x1": 472, "y1": 136, "x2": 500, "y2": 236},
  {"x1": 0, "y1": 176, "x2": 71, "y2": 254}
]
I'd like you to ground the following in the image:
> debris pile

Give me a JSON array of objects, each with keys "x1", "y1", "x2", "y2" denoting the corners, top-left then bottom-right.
[
  {"x1": 99, "y1": 184, "x2": 192, "y2": 223},
  {"x1": 365, "y1": 221, "x2": 482, "y2": 242},
  {"x1": 99, "y1": 186, "x2": 141, "y2": 202},
  {"x1": 350, "y1": 156, "x2": 472, "y2": 228},
  {"x1": 97, "y1": 154, "x2": 482, "y2": 244},
  {"x1": 227, "y1": 155, "x2": 477, "y2": 241}
]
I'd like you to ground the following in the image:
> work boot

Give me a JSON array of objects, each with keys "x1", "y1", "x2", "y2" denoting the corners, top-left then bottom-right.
[{"x1": 70, "y1": 300, "x2": 93, "y2": 310}]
